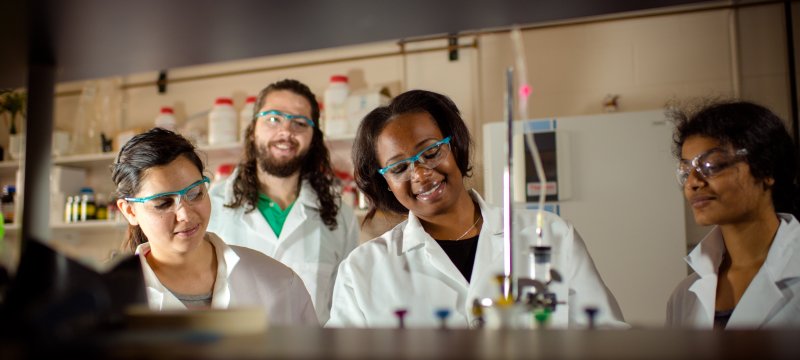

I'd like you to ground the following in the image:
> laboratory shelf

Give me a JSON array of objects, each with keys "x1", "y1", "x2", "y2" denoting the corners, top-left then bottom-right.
[
  {"x1": 325, "y1": 134, "x2": 356, "y2": 153},
  {"x1": 0, "y1": 160, "x2": 20, "y2": 177},
  {"x1": 197, "y1": 142, "x2": 243, "y2": 159},
  {"x1": 50, "y1": 143, "x2": 245, "y2": 169},
  {"x1": 3, "y1": 223, "x2": 19, "y2": 232},
  {"x1": 3, "y1": 222, "x2": 128, "y2": 235},
  {"x1": 53, "y1": 152, "x2": 117, "y2": 168},
  {"x1": 51, "y1": 220, "x2": 128, "y2": 231},
  {"x1": 326, "y1": 133, "x2": 356, "y2": 142}
]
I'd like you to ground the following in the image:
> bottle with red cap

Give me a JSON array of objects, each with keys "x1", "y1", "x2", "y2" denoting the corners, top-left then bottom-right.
[
  {"x1": 154, "y1": 106, "x2": 177, "y2": 132},
  {"x1": 239, "y1": 96, "x2": 256, "y2": 142},
  {"x1": 214, "y1": 163, "x2": 235, "y2": 185},
  {"x1": 324, "y1": 75, "x2": 349, "y2": 135},
  {"x1": 208, "y1": 97, "x2": 238, "y2": 145}
]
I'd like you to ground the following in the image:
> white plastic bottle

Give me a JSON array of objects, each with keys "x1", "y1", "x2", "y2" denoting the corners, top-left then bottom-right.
[
  {"x1": 239, "y1": 96, "x2": 256, "y2": 142},
  {"x1": 208, "y1": 97, "x2": 238, "y2": 145},
  {"x1": 323, "y1": 75, "x2": 349, "y2": 135},
  {"x1": 154, "y1": 106, "x2": 177, "y2": 132}
]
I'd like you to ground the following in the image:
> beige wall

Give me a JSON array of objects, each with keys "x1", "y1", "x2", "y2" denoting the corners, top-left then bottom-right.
[
  {"x1": 737, "y1": 4, "x2": 791, "y2": 118},
  {"x1": 473, "y1": 6, "x2": 787, "y2": 326},
  {"x1": 52, "y1": 6, "x2": 790, "y2": 196},
  {"x1": 31, "y1": 4, "x2": 793, "y2": 326}
]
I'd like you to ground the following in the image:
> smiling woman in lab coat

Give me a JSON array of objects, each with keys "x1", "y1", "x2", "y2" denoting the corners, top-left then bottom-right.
[
  {"x1": 113, "y1": 128, "x2": 317, "y2": 326},
  {"x1": 326, "y1": 90, "x2": 626, "y2": 328},
  {"x1": 667, "y1": 101, "x2": 800, "y2": 329}
]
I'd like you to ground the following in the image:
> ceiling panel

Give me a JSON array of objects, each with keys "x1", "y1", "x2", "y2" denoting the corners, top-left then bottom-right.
[{"x1": 2, "y1": 0, "x2": 718, "y2": 88}]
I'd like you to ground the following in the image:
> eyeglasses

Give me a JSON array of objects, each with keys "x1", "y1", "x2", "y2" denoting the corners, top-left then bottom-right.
[
  {"x1": 256, "y1": 110, "x2": 315, "y2": 132},
  {"x1": 378, "y1": 136, "x2": 452, "y2": 182},
  {"x1": 125, "y1": 177, "x2": 210, "y2": 213},
  {"x1": 676, "y1": 148, "x2": 748, "y2": 186}
]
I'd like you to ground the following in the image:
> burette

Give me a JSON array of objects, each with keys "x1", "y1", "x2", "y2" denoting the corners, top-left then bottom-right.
[
  {"x1": 502, "y1": 26, "x2": 550, "y2": 304},
  {"x1": 511, "y1": 27, "x2": 547, "y2": 248}
]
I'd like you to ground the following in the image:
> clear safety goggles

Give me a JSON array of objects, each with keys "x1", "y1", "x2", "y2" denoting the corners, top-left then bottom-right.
[
  {"x1": 125, "y1": 177, "x2": 210, "y2": 214},
  {"x1": 378, "y1": 136, "x2": 452, "y2": 182},
  {"x1": 256, "y1": 110, "x2": 315, "y2": 132},
  {"x1": 676, "y1": 148, "x2": 748, "y2": 186}
]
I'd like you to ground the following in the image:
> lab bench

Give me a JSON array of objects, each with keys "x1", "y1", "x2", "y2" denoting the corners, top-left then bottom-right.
[{"x1": 2, "y1": 326, "x2": 799, "y2": 359}]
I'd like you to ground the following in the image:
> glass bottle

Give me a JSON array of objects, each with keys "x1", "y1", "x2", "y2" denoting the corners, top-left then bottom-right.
[
  {"x1": 79, "y1": 187, "x2": 96, "y2": 221},
  {"x1": 0, "y1": 186, "x2": 16, "y2": 224},
  {"x1": 64, "y1": 196, "x2": 73, "y2": 223}
]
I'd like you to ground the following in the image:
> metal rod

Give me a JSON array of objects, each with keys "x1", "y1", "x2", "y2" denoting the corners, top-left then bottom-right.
[
  {"x1": 21, "y1": 66, "x2": 55, "y2": 248},
  {"x1": 502, "y1": 67, "x2": 514, "y2": 300},
  {"x1": 20, "y1": 0, "x2": 56, "y2": 256},
  {"x1": 784, "y1": 0, "x2": 800, "y2": 146}
]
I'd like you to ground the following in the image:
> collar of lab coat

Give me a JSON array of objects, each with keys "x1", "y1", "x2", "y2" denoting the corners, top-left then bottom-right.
[
  {"x1": 400, "y1": 190, "x2": 504, "y2": 291},
  {"x1": 685, "y1": 228, "x2": 725, "y2": 279},
  {"x1": 683, "y1": 224, "x2": 728, "y2": 324},
  {"x1": 401, "y1": 190, "x2": 503, "y2": 254},
  {"x1": 135, "y1": 232, "x2": 240, "y2": 310},
  {"x1": 760, "y1": 214, "x2": 800, "y2": 280},
  {"x1": 220, "y1": 167, "x2": 317, "y2": 240},
  {"x1": 685, "y1": 213, "x2": 800, "y2": 327}
]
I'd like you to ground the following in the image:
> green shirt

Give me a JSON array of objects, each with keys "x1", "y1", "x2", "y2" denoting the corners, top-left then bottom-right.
[{"x1": 256, "y1": 193, "x2": 295, "y2": 237}]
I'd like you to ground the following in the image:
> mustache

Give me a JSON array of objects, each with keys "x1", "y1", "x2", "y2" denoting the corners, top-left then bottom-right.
[
  {"x1": 256, "y1": 141, "x2": 309, "y2": 178},
  {"x1": 268, "y1": 138, "x2": 299, "y2": 148}
]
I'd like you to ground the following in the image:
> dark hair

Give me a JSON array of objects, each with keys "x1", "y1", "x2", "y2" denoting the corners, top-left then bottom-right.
[
  {"x1": 111, "y1": 128, "x2": 206, "y2": 252},
  {"x1": 352, "y1": 89, "x2": 473, "y2": 221},
  {"x1": 228, "y1": 79, "x2": 340, "y2": 230},
  {"x1": 670, "y1": 100, "x2": 800, "y2": 217}
]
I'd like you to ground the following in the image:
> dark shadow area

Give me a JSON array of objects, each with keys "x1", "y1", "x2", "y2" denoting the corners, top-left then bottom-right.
[{"x1": 0, "y1": 239, "x2": 146, "y2": 357}]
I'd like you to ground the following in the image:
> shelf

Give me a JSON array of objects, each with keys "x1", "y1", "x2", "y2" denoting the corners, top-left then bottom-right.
[
  {"x1": 4, "y1": 220, "x2": 127, "y2": 229},
  {"x1": 51, "y1": 220, "x2": 128, "y2": 231},
  {"x1": 325, "y1": 134, "x2": 356, "y2": 153},
  {"x1": 326, "y1": 133, "x2": 356, "y2": 142},
  {"x1": 53, "y1": 152, "x2": 117, "y2": 168},
  {"x1": 197, "y1": 142, "x2": 243, "y2": 159},
  {"x1": 1, "y1": 221, "x2": 127, "y2": 244},
  {"x1": 48, "y1": 139, "x2": 344, "y2": 169},
  {"x1": 0, "y1": 160, "x2": 20, "y2": 177},
  {"x1": 3, "y1": 223, "x2": 19, "y2": 232},
  {"x1": 3, "y1": 221, "x2": 127, "y2": 234},
  {"x1": 50, "y1": 143, "x2": 244, "y2": 169}
]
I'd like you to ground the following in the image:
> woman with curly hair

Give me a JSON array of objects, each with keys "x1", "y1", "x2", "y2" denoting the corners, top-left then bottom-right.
[{"x1": 667, "y1": 100, "x2": 800, "y2": 329}]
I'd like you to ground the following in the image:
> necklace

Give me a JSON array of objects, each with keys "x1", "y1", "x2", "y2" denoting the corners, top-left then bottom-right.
[{"x1": 455, "y1": 215, "x2": 482, "y2": 240}]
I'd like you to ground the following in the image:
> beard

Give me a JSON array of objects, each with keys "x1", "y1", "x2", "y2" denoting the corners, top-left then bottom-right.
[{"x1": 256, "y1": 140, "x2": 309, "y2": 178}]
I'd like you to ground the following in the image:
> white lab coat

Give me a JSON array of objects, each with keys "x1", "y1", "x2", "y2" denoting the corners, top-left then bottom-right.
[
  {"x1": 207, "y1": 168, "x2": 360, "y2": 324},
  {"x1": 136, "y1": 232, "x2": 318, "y2": 326},
  {"x1": 326, "y1": 190, "x2": 627, "y2": 328},
  {"x1": 667, "y1": 213, "x2": 800, "y2": 329}
]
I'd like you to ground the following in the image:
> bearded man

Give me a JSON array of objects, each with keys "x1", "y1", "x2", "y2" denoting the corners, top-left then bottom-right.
[{"x1": 208, "y1": 79, "x2": 359, "y2": 325}]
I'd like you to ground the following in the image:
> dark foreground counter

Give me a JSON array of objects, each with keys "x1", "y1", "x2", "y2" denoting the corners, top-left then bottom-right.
[{"x1": 4, "y1": 326, "x2": 800, "y2": 359}]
